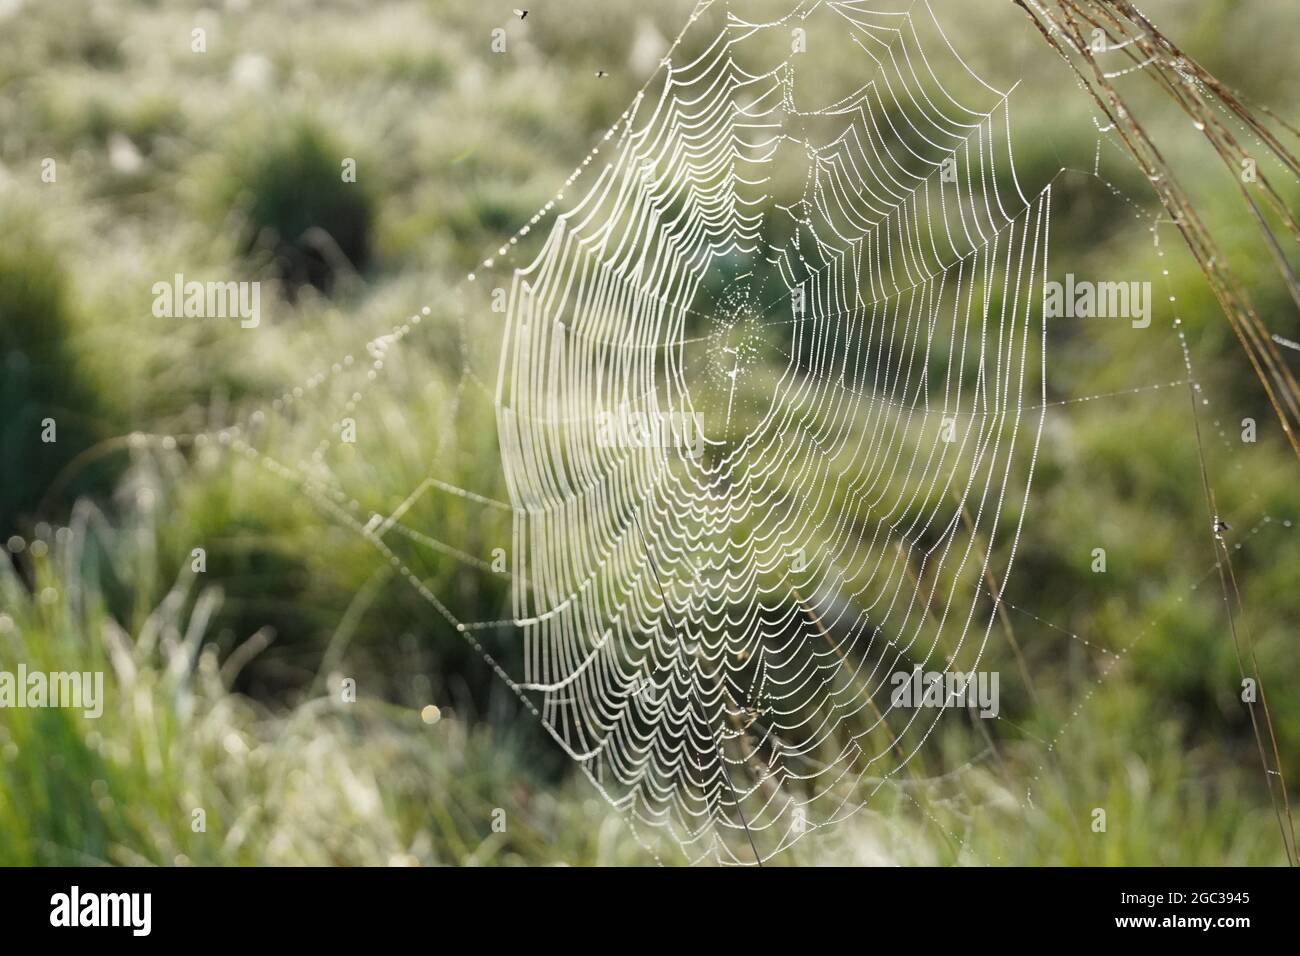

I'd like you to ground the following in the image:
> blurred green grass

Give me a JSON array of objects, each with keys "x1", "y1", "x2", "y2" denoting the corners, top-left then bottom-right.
[{"x1": 0, "y1": 0, "x2": 1297, "y2": 864}]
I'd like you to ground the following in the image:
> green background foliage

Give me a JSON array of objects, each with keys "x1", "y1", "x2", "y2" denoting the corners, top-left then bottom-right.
[{"x1": 0, "y1": 0, "x2": 1296, "y2": 865}]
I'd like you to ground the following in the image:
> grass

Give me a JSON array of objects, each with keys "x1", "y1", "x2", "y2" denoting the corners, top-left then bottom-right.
[
  {"x1": 0, "y1": 0, "x2": 1296, "y2": 865},
  {"x1": 0, "y1": 488, "x2": 651, "y2": 867},
  {"x1": 0, "y1": 470, "x2": 1285, "y2": 865}
]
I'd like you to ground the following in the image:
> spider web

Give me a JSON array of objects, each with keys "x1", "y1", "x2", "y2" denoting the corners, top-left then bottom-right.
[
  {"x1": 136, "y1": 0, "x2": 1057, "y2": 866},
  {"x1": 118, "y1": 0, "x2": 1300, "y2": 867},
  {"x1": 485, "y1": 0, "x2": 1050, "y2": 863}
]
